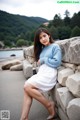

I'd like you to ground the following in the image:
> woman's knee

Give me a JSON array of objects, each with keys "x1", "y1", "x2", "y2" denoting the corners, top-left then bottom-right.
[
  {"x1": 24, "y1": 83, "x2": 31, "y2": 92},
  {"x1": 24, "y1": 83, "x2": 28, "y2": 91}
]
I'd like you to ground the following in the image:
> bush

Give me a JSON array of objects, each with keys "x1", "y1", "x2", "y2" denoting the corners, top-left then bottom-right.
[{"x1": 16, "y1": 39, "x2": 27, "y2": 47}]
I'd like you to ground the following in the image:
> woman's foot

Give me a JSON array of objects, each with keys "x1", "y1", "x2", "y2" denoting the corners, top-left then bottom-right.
[
  {"x1": 47, "y1": 114, "x2": 58, "y2": 120},
  {"x1": 47, "y1": 102, "x2": 56, "y2": 119}
]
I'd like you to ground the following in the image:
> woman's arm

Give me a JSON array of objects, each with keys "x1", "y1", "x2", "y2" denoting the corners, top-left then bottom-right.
[
  {"x1": 44, "y1": 48, "x2": 62, "y2": 68},
  {"x1": 39, "y1": 45, "x2": 62, "y2": 68}
]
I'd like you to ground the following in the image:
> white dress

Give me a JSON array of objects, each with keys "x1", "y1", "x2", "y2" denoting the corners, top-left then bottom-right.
[{"x1": 25, "y1": 64, "x2": 57, "y2": 92}]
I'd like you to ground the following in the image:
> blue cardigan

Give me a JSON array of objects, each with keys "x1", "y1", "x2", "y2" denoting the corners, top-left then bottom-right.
[{"x1": 39, "y1": 43, "x2": 62, "y2": 68}]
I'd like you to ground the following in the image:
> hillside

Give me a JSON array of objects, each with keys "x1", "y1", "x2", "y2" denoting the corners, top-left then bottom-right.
[{"x1": 0, "y1": 10, "x2": 48, "y2": 47}]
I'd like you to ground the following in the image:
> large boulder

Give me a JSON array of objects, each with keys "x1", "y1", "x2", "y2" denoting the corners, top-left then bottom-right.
[
  {"x1": 10, "y1": 63, "x2": 23, "y2": 71},
  {"x1": 58, "y1": 68, "x2": 74, "y2": 86},
  {"x1": 56, "y1": 87, "x2": 74, "y2": 112},
  {"x1": 23, "y1": 46, "x2": 35, "y2": 64},
  {"x1": 67, "y1": 98, "x2": 80, "y2": 120},
  {"x1": 56, "y1": 37, "x2": 80, "y2": 65},
  {"x1": 66, "y1": 72, "x2": 80, "y2": 97},
  {"x1": 1, "y1": 60, "x2": 22, "y2": 70},
  {"x1": 23, "y1": 60, "x2": 33, "y2": 79}
]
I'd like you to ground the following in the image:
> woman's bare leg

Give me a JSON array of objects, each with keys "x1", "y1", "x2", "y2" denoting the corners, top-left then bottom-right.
[
  {"x1": 20, "y1": 90, "x2": 33, "y2": 120},
  {"x1": 24, "y1": 84, "x2": 55, "y2": 117}
]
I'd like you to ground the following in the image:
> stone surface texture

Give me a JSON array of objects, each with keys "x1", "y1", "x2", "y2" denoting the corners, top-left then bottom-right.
[{"x1": 6, "y1": 37, "x2": 80, "y2": 120}]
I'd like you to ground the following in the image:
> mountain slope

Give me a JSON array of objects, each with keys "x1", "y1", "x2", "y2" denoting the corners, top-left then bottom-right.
[{"x1": 0, "y1": 10, "x2": 48, "y2": 45}]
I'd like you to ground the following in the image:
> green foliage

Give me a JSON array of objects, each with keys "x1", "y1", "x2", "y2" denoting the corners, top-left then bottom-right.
[
  {"x1": 4, "y1": 40, "x2": 12, "y2": 47},
  {"x1": 64, "y1": 17, "x2": 71, "y2": 26},
  {"x1": 49, "y1": 26, "x2": 59, "y2": 40},
  {"x1": 52, "y1": 14, "x2": 63, "y2": 27},
  {"x1": 0, "y1": 10, "x2": 48, "y2": 47},
  {"x1": 58, "y1": 26, "x2": 71, "y2": 40},
  {"x1": 71, "y1": 26, "x2": 80, "y2": 37},
  {"x1": 0, "y1": 10, "x2": 80, "y2": 48},
  {"x1": 16, "y1": 39, "x2": 27, "y2": 47},
  {"x1": 48, "y1": 10, "x2": 80, "y2": 40},
  {"x1": 70, "y1": 11, "x2": 80, "y2": 28}
]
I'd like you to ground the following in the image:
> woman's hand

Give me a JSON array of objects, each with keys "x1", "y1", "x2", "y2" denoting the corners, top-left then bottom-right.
[{"x1": 37, "y1": 59, "x2": 41, "y2": 65}]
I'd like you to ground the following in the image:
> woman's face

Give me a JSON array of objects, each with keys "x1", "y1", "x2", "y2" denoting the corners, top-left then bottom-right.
[{"x1": 39, "y1": 32, "x2": 50, "y2": 46}]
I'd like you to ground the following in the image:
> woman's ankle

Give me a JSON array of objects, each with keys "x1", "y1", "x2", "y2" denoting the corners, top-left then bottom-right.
[
  {"x1": 47, "y1": 101, "x2": 55, "y2": 116},
  {"x1": 20, "y1": 116, "x2": 28, "y2": 120}
]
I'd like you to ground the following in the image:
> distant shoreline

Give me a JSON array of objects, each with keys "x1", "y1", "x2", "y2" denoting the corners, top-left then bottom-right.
[
  {"x1": 0, "y1": 47, "x2": 26, "y2": 51},
  {"x1": 0, "y1": 56, "x2": 24, "y2": 62},
  {"x1": 0, "y1": 49, "x2": 23, "y2": 62}
]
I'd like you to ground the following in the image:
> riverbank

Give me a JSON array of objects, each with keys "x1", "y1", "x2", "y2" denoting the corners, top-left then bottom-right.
[
  {"x1": 0, "y1": 49, "x2": 24, "y2": 62},
  {"x1": 0, "y1": 47, "x2": 23, "y2": 51}
]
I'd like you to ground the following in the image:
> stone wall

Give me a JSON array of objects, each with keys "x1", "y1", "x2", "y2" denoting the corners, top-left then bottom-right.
[{"x1": 23, "y1": 37, "x2": 80, "y2": 120}]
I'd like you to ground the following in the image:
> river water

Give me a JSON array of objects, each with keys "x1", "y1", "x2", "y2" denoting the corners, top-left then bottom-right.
[{"x1": 0, "y1": 50, "x2": 23, "y2": 61}]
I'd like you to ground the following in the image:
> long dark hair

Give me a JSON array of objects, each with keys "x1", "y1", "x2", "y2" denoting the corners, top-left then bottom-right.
[{"x1": 34, "y1": 27, "x2": 54, "y2": 61}]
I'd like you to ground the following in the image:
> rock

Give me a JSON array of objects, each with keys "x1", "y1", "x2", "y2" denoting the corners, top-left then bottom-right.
[
  {"x1": 56, "y1": 37, "x2": 80, "y2": 65},
  {"x1": 23, "y1": 60, "x2": 33, "y2": 79},
  {"x1": 10, "y1": 54, "x2": 16, "y2": 57},
  {"x1": 77, "y1": 65, "x2": 80, "y2": 72},
  {"x1": 10, "y1": 63, "x2": 23, "y2": 71},
  {"x1": 66, "y1": 72, "x2": 80, "y2": 97},
  {"x1": 58, "y1": 68, "x2": 74, "y2": 86},
  {"x1": 58, "y1": 107, "x2": 69, "y2": 120},
  {"x1": 62, "y1": 62, "x2": 77, "y2": 71},
  {"x1": 50, "y1": 83, "x2": 62, "y2": 104},
  {"x1": 57, "y1": 65, "x2": 65, "y2": 72},
  {"x1": 23, "y1": 46, "x2": 35, "y2": 64},
  {"x1": 67, "y1": 98, "x2": 80, "y2": 120},
  {"x1": 56, "y1": 87, "x2": 74, "y2": 112},
  {"x1": 1, "y1": 60, "x2": 21, "y2": 70},
  {"x1": 0, "y1": 41, "x2": 4, "y2": 48}
]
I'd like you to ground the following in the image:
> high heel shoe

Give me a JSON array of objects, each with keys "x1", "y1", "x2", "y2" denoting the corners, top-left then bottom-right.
[{"x1": 47, "y1": 114, "x2": 58, "y2": 120}]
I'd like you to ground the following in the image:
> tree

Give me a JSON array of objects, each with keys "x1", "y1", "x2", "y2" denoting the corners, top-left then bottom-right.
[
  {"x1": 64, "y1": 10, "x2": 70, "y2": 17},
  {"x1": 49, "y1": 26, "x2": 58, "y2": 40},
  {"x1": 63, "y1": 10, "x2": 71, "y2": 26},
  {"x1": 16, "y1": 39, "x2": 27, "y2": 47},
  {"x1": 58, "y1": 26, "x2": 71, "y2": 40},
  {"x1": 4, "y1": 40, "x2": 12, "y2": 47},
  {"x1": 71, "y1": 26, "x2": 80, "y2": 37},
  {"x1": 64, "y1": 16, "x2": 71, "y2": 26},
  {"x1": 52, "y1": 14, "x2": 63, "y2": 27},
  {"x1": 70, "y1": 11, "x2": 80, "y2": 28}
]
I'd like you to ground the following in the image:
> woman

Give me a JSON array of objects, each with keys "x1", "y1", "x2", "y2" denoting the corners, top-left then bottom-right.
[{"x1": 20, "y1": 27, "x2": 62, "y2": 120}]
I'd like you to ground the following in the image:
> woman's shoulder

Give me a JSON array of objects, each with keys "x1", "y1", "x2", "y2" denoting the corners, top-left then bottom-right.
[{"x1": 51, "y1": 43, "x2": 61, "y2": 49}]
